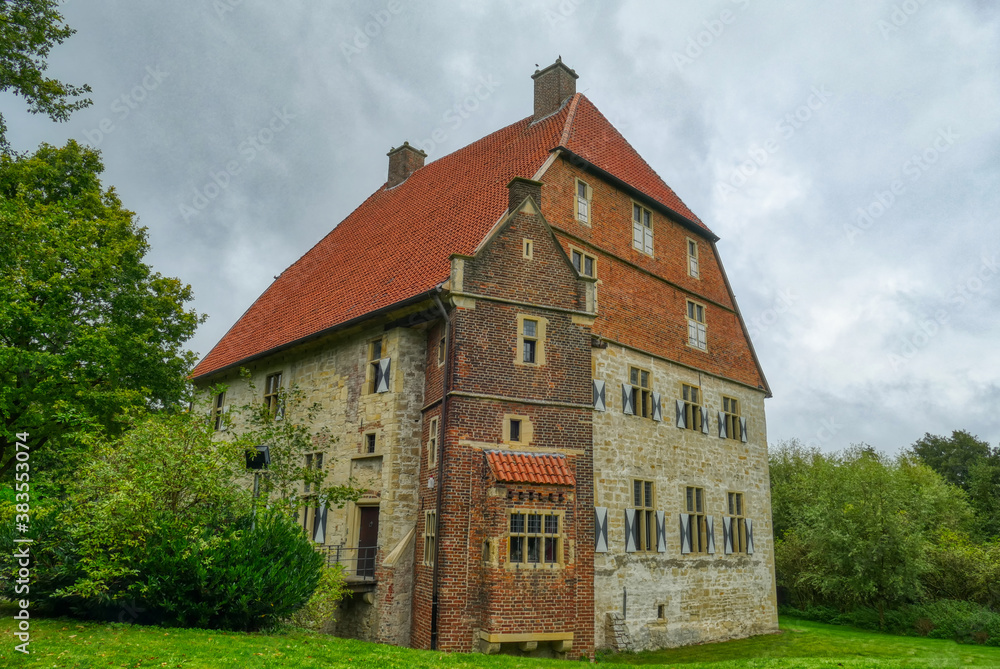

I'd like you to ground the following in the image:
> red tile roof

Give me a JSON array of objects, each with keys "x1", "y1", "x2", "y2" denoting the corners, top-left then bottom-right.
[
  {"x1": 192, "y1": 94, "x2": 708, "y2": 378},
  {"x1": 485, "y1": 450, "x2": 576, "y2": 486}
]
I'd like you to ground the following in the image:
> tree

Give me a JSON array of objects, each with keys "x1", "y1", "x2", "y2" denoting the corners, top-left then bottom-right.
[
  {"x1": 0, "y1": 141, "x2": 202, "y2": 480},
  {"x1": 911, "y1": 430, "x2": 993, "y2": 490},
  {"x1": 968, "y1": 454, "x2": 1000, "y2": 539},
  {"x1": 0, "y1": 0, "x2": 92, "y2": 150}
]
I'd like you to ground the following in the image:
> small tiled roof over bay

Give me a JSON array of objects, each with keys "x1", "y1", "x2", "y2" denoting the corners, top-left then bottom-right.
[{"x1": 484, "y1": 450, "x2": 576, "y2": 486}]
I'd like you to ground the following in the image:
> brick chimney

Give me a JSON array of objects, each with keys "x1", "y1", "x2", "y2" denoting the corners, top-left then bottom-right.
[
  {"x1": 531, "y1": 56, "x2": 578, "y2": 123},
  {"x1": 386, "y1": 141, "x2": 426, "y2": 188},
  {"x1": 507, "y1": 176, "x2": 543, "y2": 212}
]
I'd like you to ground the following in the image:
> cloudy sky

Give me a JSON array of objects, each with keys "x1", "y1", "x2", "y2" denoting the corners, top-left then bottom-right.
[{"x1": 5, "y1": 0, "x2": 998, "y2": 455}]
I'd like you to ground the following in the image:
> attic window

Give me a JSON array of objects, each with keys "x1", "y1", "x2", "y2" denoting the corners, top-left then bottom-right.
[
  {"x1": 523, "y1": 238, "x2": 534, "y2": 259},
  {"x1": 575, "y1": 179, "x2": 592, "y2": 224},
  {"x1": 633, "y1": 203, "x2": 653, "y2": 255},
  {"x1": 687, "y1": 238, "x2": 700, "y2": 278}
]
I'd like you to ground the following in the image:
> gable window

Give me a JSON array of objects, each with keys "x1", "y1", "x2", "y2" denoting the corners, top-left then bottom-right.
[
  {"x1": 685, "y1": 486, "x2": 709, "y2": 554},
  {"x1": 367, "y1": 337, "x2": 390, "y2": 393},
  {"x1": 629, "y1": 366, "x2": 651, "y2": 419},
  {"x1": 686, "y1": 300, "x2": 707, "y2": 351},
  {"x1": 365, "y1": 432, "x2": 377, "y2": 454},
  {"x1": 571, "y1": 248, "x2": 596, "y2": 278},
  {"x1": 680, "y1": 384, "x2": 702, "y2": 431},
  {"x1": 632, "y1": 203, "x2": 653, "y2": 255},
  {"x1": 523, "y1": 238, "x2": 534, "y2": 260},
  {"x1": 428, "y1": 417, "x2": 439, "y2": 468},
  {"x1": 575, "y1": 179, "x2": 592, "y2": 224},
  {"x1": 633, "y1": 479, "x2": 656, "y2": 552},
  {"x1": 722, "y1": 396, "x2": 740, "y2": 441},
  {"x1": 264, "y1": 372, "x2": 282, "y2": 418},
  {"x1": 726, "y1": 492, "x2": 748, "y2": 554},
  {"x1": 508, "y1": 511, "x2": 562, "y2": 565},
  {"x1": 212, "y1": 391, "x2": 226, "y2": 431},
  {"x1": 423, "y1": 510, "x2": 437, "y2": 566},
  {"x1": 687, "y1": 238, "x2": 700, "y2": 278},
  {"x1": 515, "y1": 315, "x2": 546, "y2": 366}
]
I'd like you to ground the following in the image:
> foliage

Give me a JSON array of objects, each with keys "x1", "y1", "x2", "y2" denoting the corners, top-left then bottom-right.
[
  {"x1": 0, "y1": 141, "x2": 202, "y2": 482},
  {"x1": 0, "y1": 0, "x2": 92, "y2": 150},
  {"x1": 910, "y1": 430, "x2": 994, "y2": 491},
  {"x1": 288, "y1": 563, "x2": 350, "y2": 631},
  {"x1": 967, "y1": 455, "x2": 1000, "y2": 540},
  {"x1": 923, "y1": 529, "x2": 1000, "y2": 610},
  {"x1": 769, "y1": 441, "x2": 971, "y2": 625},
  {"x1": 135, "y1": 511, "x2": 323, "y2": 631},
  {"x1": 0, "y1": 499, "x2": 81, "y2": 609}
]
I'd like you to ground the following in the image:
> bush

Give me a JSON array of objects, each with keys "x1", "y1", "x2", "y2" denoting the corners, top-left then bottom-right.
[
  {"x1": 0, "y1": 501, "x2": 83, "y2": 612},
  {"x1": 135, "y1": 511, "x2": 323, "y2": 631},
  {"x1": 288, "y1": 563, "x2": 349, "y2": 631}
]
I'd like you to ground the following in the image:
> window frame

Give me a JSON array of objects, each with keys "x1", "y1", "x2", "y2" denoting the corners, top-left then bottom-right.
[
  {"x1": 722, "y1": 396, "x2": 741, "y2": 442},
  {"x1": 628, "y1": 365, "x2": 652, "y2": 419},
  {"x1": 727, "y1": 491, "x2": 748, "y2": 554},
  {"x1": 437, "y1": 336, "x2": 446, "y2": 367},
  {"x1": 366, "y1": 336, "x2": 387, "y2": 394},
  {"x1": 575, "y1": 178, "x2": 592, "y2": 225},
  {"x1": 686, "y1": 299, "x2": 708, "y2": 351},
  {"x1": 427, "y1": 416, "x2": 439, "y2": 468},
  {"x1": 507, "y1": 509, "x2": 564, "y2": 567},
  {"x1": 686, "y1": 237, "x2": 700, "y2": 279},
  {"x1": 632, "y1": 202, "x2": 654, "y2": 255},
  {"x1": 522, "y1": 238, "x2": 534, "y2": 260},
  {"x1": 515, "y1": 314, "x2": 547, "y2": 367},
  {"x1": 364, "y1": 432, "x2": 377, "y2": 454},
  {"x1": 423, "y1": 510, "x2": 437, "y2": 566},
  {"x1": 570, "y1": 246, "x2": 597, "y2": 278},
  {"x1": 212, "y1": 390, "x2": 226, "y2": 431},
  {"x1": 681, "y1": 383, "x2": 702, "y2": 432},
  {"x1": 685, "y1": 486, "x2": 709, "y2": 555},
  {"x1": 264, "y1": 372, "x2": 282, "y2": 417},
  {"x1": 633, "y1": 479, "x2": 656, "y2": 552}
]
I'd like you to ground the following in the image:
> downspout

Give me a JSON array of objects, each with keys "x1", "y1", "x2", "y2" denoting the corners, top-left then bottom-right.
[{"x1": 430, "y1": 290, "x2": 451, "y2": 650}]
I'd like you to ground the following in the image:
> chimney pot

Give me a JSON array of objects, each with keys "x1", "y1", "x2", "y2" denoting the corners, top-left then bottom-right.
[
  {"x1": 531, "y1": 57, "x2": 578, "y2": 123},
  {"x1": 386, "y1": 141, "x2": 427, "y2": 188}
]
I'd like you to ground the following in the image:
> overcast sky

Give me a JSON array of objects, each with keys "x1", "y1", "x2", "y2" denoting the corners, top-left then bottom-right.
[{"x1": 5, "y1": 0, "x2": 998, "y2": 455}]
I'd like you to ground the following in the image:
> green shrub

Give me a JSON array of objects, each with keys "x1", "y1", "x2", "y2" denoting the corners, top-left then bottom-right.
[
  {"x1": 0, "y1": 501, "x2": 83, "y2": 612},
  {"x1": 136, "y1": 511, "x2": 323, "y2": 631},
  {"x1": 288, "y1": 563, "x2": 349, "y2": 631}
]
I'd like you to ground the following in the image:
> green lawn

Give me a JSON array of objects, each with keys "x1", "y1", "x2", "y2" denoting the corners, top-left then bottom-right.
[{"x1": 2, "y1": 606, "x2": 999, "y2": 668}]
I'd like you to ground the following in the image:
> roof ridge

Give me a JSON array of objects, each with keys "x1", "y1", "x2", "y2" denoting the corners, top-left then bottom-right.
[{"x1": 558, "y1": 93, "x2": 582, "y2": 147}]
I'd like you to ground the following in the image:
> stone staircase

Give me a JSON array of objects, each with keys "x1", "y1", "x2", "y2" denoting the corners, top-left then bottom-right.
[{"x1": 605, "y1": 612, "x2": 634, "y2": 652}]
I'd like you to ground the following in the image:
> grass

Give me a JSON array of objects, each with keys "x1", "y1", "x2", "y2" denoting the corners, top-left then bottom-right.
[{"x1": 2, "y1": 604, "x2": 1000, "y2": 668}]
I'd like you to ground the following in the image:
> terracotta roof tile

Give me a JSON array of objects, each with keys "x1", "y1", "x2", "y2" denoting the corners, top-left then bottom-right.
[
  {"x1": 192, "y1": 94, "x2": 708, "y2": 378},
  {"x1": 485, "y1": 450, "x2": 575, "y2": 486}
]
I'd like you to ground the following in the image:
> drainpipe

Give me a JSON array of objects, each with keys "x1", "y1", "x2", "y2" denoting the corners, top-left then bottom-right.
[{"x1": 430, "y1": 290, "x2": 451, "y2": 650}]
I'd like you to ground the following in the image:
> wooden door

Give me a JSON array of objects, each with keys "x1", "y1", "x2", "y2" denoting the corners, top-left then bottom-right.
[{"x1": 358, "y1": 506, "x2": 379, "y2": 578}]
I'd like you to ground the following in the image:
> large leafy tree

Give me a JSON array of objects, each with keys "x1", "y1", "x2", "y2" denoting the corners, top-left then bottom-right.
[
  {"x1": 0, "y1": 0, "x2": 92, "y2": 150},
  {"x1": 911, "y1": 430, "x2": 994, "y2": 491},
  {"x1": 0, "y1": 140, "x2": 202, "y2": 480}
]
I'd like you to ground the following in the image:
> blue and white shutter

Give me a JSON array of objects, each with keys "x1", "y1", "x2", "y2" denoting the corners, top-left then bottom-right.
[
  {"x1": 651, "y1": 392, "x2": 662, "y2": 422},
  {"x1": 746, "y1": 518, "x2": 755, "y2": 555},
  {"x1": 312, "y1": 500, "x2": 328, "y2": 544},
  {"x1": 621, "y1": 384, "x2": 634, "y2": 415},
  {"x1": 723, "y1": 516, "x2": 734, "y2": 554},
  {"x1": 675, "y1": 400, "x2": 686, "y2": 429},
  {"x1": 625, "y1": 508, "x2": 637, "y2": 552},
  {"x1": 593, "y1": 380, "x2": 607, "y2": 412},
  {"x1": 740, "y1": 417, "x2": 748, "y2": 442},
  {"x1": 679, "y1": 513, "x2": 692, "y2": 554},
  {"x1": 376, "y1": 358, "x2": 391, "y2": 393},
  {"x1": 706, "y1": 516, "x2": 716, "y2": 554},
  {"x1": 656, "y1": 511, "x2": 666, "y2": 553},
  {"x1": 700, "y1": 407, "x2": 710, "y2": 435},
  {"x1": 717, "y1": 411, "x2": 727, "y2": 439},
  {"x1": 595, "y1": 507, "x2": 609, "y2": 553}
]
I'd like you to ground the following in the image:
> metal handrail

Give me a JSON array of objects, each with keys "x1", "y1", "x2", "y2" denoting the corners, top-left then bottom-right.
[{"x1": 322, "y1": 544, "x2": 379, "y2": 581}]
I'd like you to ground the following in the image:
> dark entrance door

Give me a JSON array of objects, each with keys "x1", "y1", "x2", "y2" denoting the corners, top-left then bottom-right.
[{"x1": 358, "y1": 506, "x2": 379, "y2": 578}]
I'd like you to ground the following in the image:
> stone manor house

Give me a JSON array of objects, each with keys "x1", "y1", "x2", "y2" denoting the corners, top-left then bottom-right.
[{"x1": 191, "y1": 59, "x2": 778, "y2": 657}]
